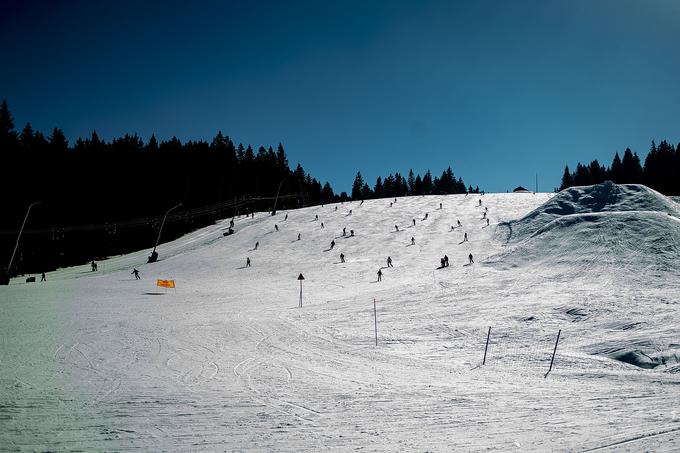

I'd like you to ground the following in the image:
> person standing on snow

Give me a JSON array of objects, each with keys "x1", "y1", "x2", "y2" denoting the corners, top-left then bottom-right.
[
  {"x1": 468, "y1": 253, "x2": 474, "y2": 264},
  {"x1": 411, "y1": 237, "x2": 415, "y2": 245},
  {"x1": 463, "y1": 232, "x2": 468, "y2": 242},
  {"x1": 330, "y1": 240, "x2": 335, "y2": 249},
  {"x1": 377, "y1": 269, "x2": 382, "y2": 282},
  {"x1": 246, "y1": 257, "x2": 251, "y2": 267},
  {"x1": 387, "y1": 256, "x2": 393, "y2": 267},
  {"x1": 297, "y1": 233, "x2": 301, "y2": 241},
  {"x1": 395, "y1": 225, "x2": 399, "y2": 232},
  {"x1": 340, "y1": 253, "x2": 345, "y2": 263},
  {"x1": 255, "y1": 241, "x2": 259, "y2": 250}
]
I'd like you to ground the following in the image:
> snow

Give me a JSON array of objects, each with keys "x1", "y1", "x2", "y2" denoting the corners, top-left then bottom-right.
[{"x1": 1, "y1": 185, "x2": 679, "y2": 451}]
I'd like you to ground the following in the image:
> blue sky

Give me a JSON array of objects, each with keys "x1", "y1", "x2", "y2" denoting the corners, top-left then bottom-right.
[{"x1": 2, "y1": 0, "x2": 679, "y2": 193}]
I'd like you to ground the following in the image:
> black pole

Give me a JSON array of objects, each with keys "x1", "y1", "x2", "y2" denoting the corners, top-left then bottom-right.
[
  {"x1": 482, "y1": 326, "x2": 491, "y2": 365},
  {"x1": 545, "y1": 329, "x2": 561, "y2": 378},
  {"x1": 373, "y1": 298, "x2": 378, "y2": 346},
  {"x1": 299, "y1": 279, "x2": 303, "y2": 308},
  {"x1": 3, "y1": 201, "x2": 41, "y2": 284}
]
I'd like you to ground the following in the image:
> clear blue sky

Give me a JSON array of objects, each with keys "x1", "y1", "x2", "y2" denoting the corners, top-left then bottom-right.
[{"x1": 2, "y1": 0, "x2": 679, "y2": 193}]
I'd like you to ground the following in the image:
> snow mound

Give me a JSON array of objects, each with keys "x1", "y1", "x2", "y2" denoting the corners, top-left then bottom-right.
[
  {"x1": 498, "y1": 181, "x2": 680, "y2": 243},
  {"x1": 489, "y1": 183, "x2": 680, "y2": 278},
  {"x1": 490, "y1": 211, "x2": 680, "y2": 276}
]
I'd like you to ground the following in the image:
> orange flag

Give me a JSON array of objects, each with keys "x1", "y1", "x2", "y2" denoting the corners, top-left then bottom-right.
[{"x1": 156, "y1": 279, "x2": 175, "y2": 288}]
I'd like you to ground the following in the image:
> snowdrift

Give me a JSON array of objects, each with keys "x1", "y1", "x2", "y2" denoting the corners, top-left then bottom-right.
[
  {"x1": 491, "y1": 182, "x2": 680, "y2": 278},
  {"x1": 497, "y1": 181, "x2": 680, "y2": 243}
]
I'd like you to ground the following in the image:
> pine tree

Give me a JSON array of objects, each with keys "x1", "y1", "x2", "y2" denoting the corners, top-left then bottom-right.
[
  {"x1": 407, "y1": 169, "x2": 415, "y2": 195},
  {"x1": 0, "y1": 100, "x2": 18, "y2": 148},
  {"x1": 19, "y1": 123, "x2": 34, "y2": 149},
  {"x1": 609, "y1": 152, "x2": 622, "y2": 183},
  {"x1": 560, "y1": 165, "x2": 573, "y2": 190},
  {"x1": 422, "y1": 170, "x2": 433, "y2": 194},
  {"x1": 374, "y1": 176, "x2": 383, "y2": 198},
  {"x1": 146, "y1": 133, "x2": 159, "y2": 152},
  {"x1": 351, "y1": 172, "x2": 365, "y2": 199},
  {"x1": 48, "y1": 128, "x2": 68, "y2": 151}
]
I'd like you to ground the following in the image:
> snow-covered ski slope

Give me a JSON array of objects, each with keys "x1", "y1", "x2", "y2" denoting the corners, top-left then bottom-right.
[{"x1": 2, "y1": 184, "x2": 679, "y2": 452}]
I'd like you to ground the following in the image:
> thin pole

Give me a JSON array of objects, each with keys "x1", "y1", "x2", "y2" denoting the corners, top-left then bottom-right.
[
  {"x1": 373, "y1": 298, "x2": 378, "y2": 346},
  {"x1": 545, "y1": 329, "x2": 561, "y2": 378},
  {"x1": 7, "y1": 201, "x2": 41, "y2": 274},
  {"x1": 299, "y1": 280, "x2": 303, "y2": 308},
  {"x1": 535, "y1": 173, "x2": 538, "y2": 193},
  {"x1": 482, "y1": 326, "x2": 491, "y2": 365},
  {"x1": 152, "y1": 202, "x2": 182, "y2": 254},
  {"x1": 272, "y1": 179, "x2": 286, "y2": 215}
]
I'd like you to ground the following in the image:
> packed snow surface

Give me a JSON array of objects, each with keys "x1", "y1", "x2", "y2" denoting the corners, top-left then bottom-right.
[{"x1": 2, "y1": 184, "x2": 679, "y2": 451}]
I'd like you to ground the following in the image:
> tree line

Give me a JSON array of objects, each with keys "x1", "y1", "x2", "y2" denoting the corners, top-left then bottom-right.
[
  {"x1": 0, "y1": 100, "x2": 476, "y2": 275},
  {"x1": 559, "y1": 141, "x2": 680, "y2": 195},
  {"x1": 350, "y1": 167, "x2": 476, "y2": 200}
]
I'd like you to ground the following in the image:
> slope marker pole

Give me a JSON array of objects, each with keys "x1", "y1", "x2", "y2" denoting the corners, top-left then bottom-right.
[
  {"x1": 482, "y1": 326, "x2": 491, "y2": 365},
  {"x1": 373, "y1": 298, "x2": 378, "y2": 346},
  {"x1": 545, "y1": 329, "x2": 561, "y2": 378}
]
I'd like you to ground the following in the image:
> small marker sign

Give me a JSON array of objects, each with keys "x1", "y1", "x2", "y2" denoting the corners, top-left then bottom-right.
[
  {"x1": 156, "y1": 279, "x2": 175, "y2": 289},
  {"x1": 297, "y1": 273, "x2": 305, "y2": 308}
]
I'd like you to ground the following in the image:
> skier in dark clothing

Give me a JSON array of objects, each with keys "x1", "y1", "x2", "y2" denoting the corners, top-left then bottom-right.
[
  {"x1": 321, "y1": 222, "x2": 324, "y2": 229},
  {"x1": 246, "y1": 257, "x2": 251, "y2": 267},
  {"x1": 343, "y1": 227, "x2": 346, "y2": 236},
  {"x1": 41, "y1": 272, "x2": 46, "y2": 282},
  {"x1": 486, "y1": 218, "x2": 490, "y2": 226},
  {"x1": 387, "y1": 256, "x2": 393, "y2": 267},
  {"x1": 330, "y1": 240, "x2": 335, "y2": 249},
  {"x1": 131, "y1": 268, "x2": 140, "y2": 279},
  {"x1": 439, "y1": 203, "x2": 442, "y2": 209},
  {"x1": 315, "y1": 214, "x2": 319, "y2": 220},
  {"x1": 479, "y1": 199, "x2": 482, "y2": 206},
  {"x1": 340, "y1": 253, "x2": 345, "y2": 263},
  {"x1": 377, "y1": 269, "x2": 382, "y2": 282},
  {"x1": 275, "y1": 224, "x2": 279, "y2": 231},
  {"x1": 444, "y1": 255, "x2": 449, "y2": 267},
  {"x1": 297, "y1": 233, "x2": 301, "y2": 241},
  {"x1": 468, "y1": 253, "x2": 474, "y2": 264},
  {"x1": 440, "y1": 257, "x2": 445, "y2": 268},
  {"x1": 255, "y1": 241, "x2": 259, "y2": 250},
  {"x1": 424, "y1": 213, "x2": 428, "y2": 220},
  {"x1": 350, "y1": 230, "x2": 354, "y2": 236},
  {"x1": 395, "y1": 225, "x2": 399, "y2": 232},
  {"x1": 464, "y1": 232, "x2": 468, "y2": 242},
  {"x1": 413, "y1": 219, "x2": 416, "y2": 226},
  {"x1": 284, "y1": 214, "x2": 288, "y2": 221},
  {"x1": 457, "y1": 220, "x2": 461, "y2": 227},
  {"x1": 411, "y1": 237, "x2": 415, "y2": 245},
  {"x1": 91, "y1": 261, "x2": 97, "y2": 272}
]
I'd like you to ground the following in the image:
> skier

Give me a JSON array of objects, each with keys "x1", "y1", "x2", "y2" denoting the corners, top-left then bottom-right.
[
  {"x1": 284, "y1": 214, "x2": 288, "y2": 221},
  {"x1": 387, "y1": 256, "x2": 393, "y2": 267},
  {"x1": 275, "y1": 224, "x2": 279, "y2": 231},
  {"x1": 413, "y1": 219, "x2": 416, "y2": 226},
  {"x1": 91, "y1": 261, "x2": 97, "y2": 272},
  {"x1": 360, "y1": 200, "x2": 364, "y2": 205},
  {"x1": 482, "y1": 212, "x2": 486, "y2": 219},
  {"x1": 479, "y1": 199, "x2": 482, "y2": 206},
  {"x1": 340, "y1": 253, "x2": 345, "y2": 263},
  {"x1": 411, "y1": 237, "x2": 415, "y2": 245},
  {"x1": 457, "y1": 220, "x2": 461, "y2": 227},
  {"x1": 350, "y1": 230, "x2": 354, "y2": 237},
  {"x1": 321, "y1": 222, "x2": 325, "y2": 229},
  {"x1": 40, "y1": 272, "x2": 46, "y2": 282},
  {"x1": 343, "y1": 227, "x2": 346, "y2": 236},
  {"x1": 395, "y1": 225, "x2": 399, "y2": 232},
  {"x1": 390, "y1": 202, "x2": 393, "y2": 207},
  {"x1": 255, "y1": 241, "x2": 259, "y2": 250},
  {"x1": 230, "y1": 219, "x2": 234, "y2": 228},
  {"x1": 246, "y1": 257, "x2": 251, "y2": 267},
  {"x1": 424, "y1": 213, "x2": 428, "y2": 220},
  {"x1": 468, "y1": 253, "x2": 474, "y2": 264},
  {"x1": 349, "y1": 209, "x2": 352, "y2": 215},
  {"x1": 377, "y1": 269, "x2": 382, "y2": 282},
  {"x1": 486, "y1": 218, "x2": 490, "y2": 226},
  {"x1": 330, "y1": 240, "x2": 335, "y2": 249},
  {"x1": 451, "y1": 225, "x2": 455, "y2": 231},
  {"x1": 440, "y1": 257, "x2": 445, "y2": 268},
  {"x1": 335, "y1": 206, "x2": 338, "y2": 211},
  {"x1": 444, "y1": 255, "x2": 449, "y2": 267},
  {"x1": 297, "y1": 233, "x2": 301, "y2": 241},
  {"x1": 131, "y1": 268, "x2": 140, "y2": 280},
  {"x1": 464, "y1": 232, "x2": 468, "y2": 242},
  {"x1": 252, "y1": 213, "x2": 254, "y2": 218},
  {"x1": 439, "y1": 202, "x2": 442, "y2": 209}
]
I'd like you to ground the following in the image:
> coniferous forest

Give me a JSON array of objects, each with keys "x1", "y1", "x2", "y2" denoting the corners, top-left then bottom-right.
[
  {"x1": 559, "y1": 142, "x2": 680, "y2": 194},
  {"x1": 0, "y1": 101, "x2": 472, "y2": 276}
]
